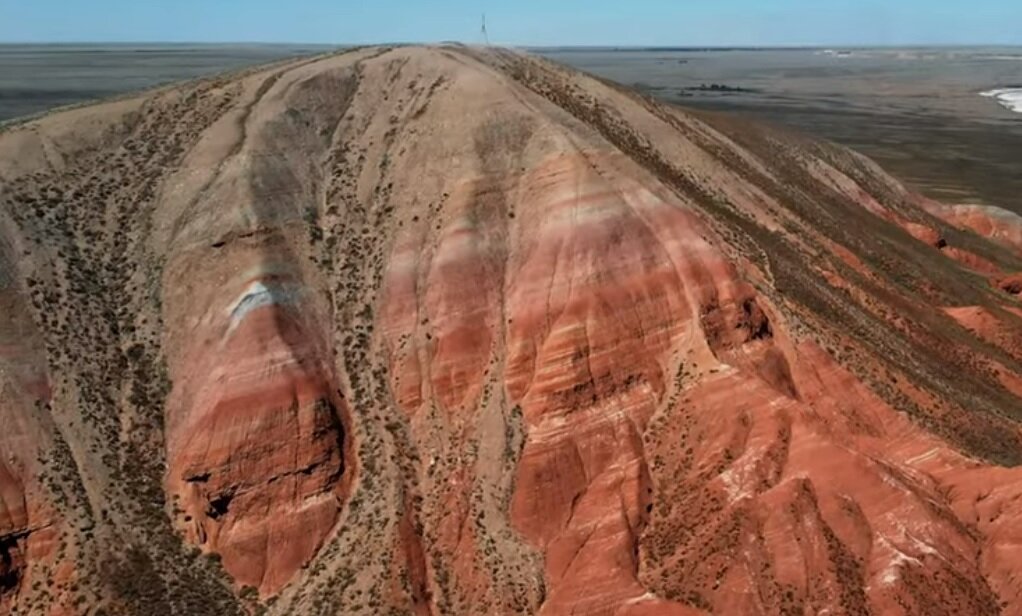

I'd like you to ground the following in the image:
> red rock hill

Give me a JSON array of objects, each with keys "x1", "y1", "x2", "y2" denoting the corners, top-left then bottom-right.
[{"x1": 4, "y1": 45, "x2": 1022, "y2": 615}]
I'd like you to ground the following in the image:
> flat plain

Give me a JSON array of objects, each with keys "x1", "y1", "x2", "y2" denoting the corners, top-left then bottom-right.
[
  {"x1": 0, "y1": 43, "x2": 334, "y2": 123},
  {"x1": 540, "y1": 47, "x2": 1022, "y2": 211}
]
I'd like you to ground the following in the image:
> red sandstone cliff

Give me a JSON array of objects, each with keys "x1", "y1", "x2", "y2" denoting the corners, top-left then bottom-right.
[{"x1": 3, "y1": 45, "x2": 1022, "y2": 615}]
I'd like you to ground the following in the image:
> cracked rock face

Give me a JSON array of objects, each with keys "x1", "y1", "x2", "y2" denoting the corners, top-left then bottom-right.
[{"x1": 5, "y1": 45, "x2": 1022, "y2": 615}]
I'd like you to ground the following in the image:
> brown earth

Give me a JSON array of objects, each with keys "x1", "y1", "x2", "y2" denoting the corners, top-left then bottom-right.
[{"x1": 4, "y1": 44, "x2": 1022, "y2": 615}]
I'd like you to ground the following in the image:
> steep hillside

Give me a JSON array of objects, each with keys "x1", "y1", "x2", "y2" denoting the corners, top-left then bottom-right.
[{"x1": 4, "y1": 45, "x2": 1022, "y2": 615}]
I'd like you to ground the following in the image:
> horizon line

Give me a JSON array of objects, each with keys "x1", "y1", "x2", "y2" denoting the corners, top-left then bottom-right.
[{"x1": 2, "y1": 40, "x2": 1022, "y2": 49}]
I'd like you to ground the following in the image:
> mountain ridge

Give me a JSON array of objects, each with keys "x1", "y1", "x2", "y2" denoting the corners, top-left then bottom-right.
[{"x1": 3, "y1": 44, "x2": 1022, "y2": 615}]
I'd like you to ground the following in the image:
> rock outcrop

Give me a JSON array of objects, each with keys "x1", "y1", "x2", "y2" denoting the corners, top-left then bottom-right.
[{"x1": 4, "y1": 45, "x2": 1022, "y2": 615}]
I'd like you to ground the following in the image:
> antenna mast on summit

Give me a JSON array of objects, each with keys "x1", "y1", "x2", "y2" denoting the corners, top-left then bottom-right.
[{"x1": 481, "y1": 13, "x2": 490, "y2": 45}]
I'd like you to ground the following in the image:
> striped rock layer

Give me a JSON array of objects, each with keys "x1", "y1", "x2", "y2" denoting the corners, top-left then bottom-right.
[{"x1": 4, "y1": 46, "x2": 1022, "y2": 615}]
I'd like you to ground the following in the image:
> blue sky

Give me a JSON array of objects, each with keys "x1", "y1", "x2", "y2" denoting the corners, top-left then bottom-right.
[{"x1": 2, "y1": 0, "x2": 1021, "y2": 46}]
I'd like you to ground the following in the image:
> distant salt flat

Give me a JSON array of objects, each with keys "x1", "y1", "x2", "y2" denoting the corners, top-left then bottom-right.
[{"x1": 981, "y1": 88, "x2": 1022, "y2": 113}]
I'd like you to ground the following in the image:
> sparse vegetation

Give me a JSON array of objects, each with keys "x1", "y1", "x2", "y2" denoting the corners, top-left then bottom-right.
[{"x1": 3, "y1": 43, "x2": 1022, "y2": 616}]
